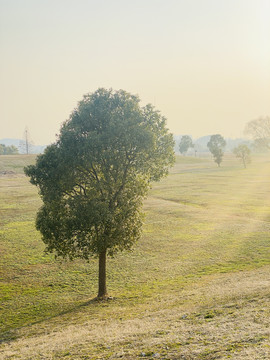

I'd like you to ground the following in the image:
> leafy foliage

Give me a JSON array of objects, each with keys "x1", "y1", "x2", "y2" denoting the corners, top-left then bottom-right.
[
  {"x1": 24, "y1": 88, "x2": 175, "y2": 262},
  {"x1": 0, "y1": 144, "x2": 18, "y2": 155},
  {"x1": 179, "y1": 135, "x2": 194, "y2": 155},
  {"x1": 233, "y1": 144, "x2": 251, "y2": 168},
  {"x1": 207, "y1": 134, "x2": 226, "y2": 166}
]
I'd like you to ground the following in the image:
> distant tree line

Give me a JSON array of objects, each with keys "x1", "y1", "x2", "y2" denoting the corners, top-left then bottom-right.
[
  {"x1": 0, "y1": 144, "x2": 18, "y2": 155},
  {"x1": 176, "y1": 115, "x2": 270, "y2": 168}
]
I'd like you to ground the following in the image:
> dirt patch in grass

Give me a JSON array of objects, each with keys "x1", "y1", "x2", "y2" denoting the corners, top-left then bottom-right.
[{"x1": 0, "y1": 171, "x2": 16, "y2": 177}]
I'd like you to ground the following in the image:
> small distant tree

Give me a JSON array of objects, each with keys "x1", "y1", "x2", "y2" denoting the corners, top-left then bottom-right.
[
  {"x1": 233, "y1": 144, "x2": 251, "y2": 168},
  {"x1": 6, "y1": 145, "x2": 19, "y2": 155},
  {"x1": 24, "y1": 88, "x2": 175, "y2": 299},
  {"x1": 179, "y1": 135, "x2": 193, "y2": 155},
  {"x1": 0, "y1": 144, "x2": 18, "y2": 155},
  {"x1": 0, "y1": 144, "x2": 4, "y2": 155},
  {"x1": 244, "y1": 116, "x2": 270, "y2": 150},
  {"x1": 207, "y1": 134, "x2": 226, "y2": 167}
]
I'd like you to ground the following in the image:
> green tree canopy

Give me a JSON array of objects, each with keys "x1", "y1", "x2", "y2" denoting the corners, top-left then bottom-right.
[
  {"x1": 179, "y1": 135, "x2": 193, "y2": 155},
  {"x1": 24, "y1": 88, "x2": 175, "y2": 298},
  {"x1": 233, "y1": 144, "x2": 251, "y2": 168},
  {"x1": 207, "y1": 134, "x2": 226, "y2": 167}
]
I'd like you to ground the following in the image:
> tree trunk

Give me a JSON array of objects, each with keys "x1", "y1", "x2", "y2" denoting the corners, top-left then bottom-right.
[{"x1": 98, "y1": 250, "x2": 107, "y2": 299}]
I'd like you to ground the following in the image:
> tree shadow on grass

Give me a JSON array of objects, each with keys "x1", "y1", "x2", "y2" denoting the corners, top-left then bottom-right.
[{"x1": 0, "y1": 296, "x2": 117, "y2": 344}]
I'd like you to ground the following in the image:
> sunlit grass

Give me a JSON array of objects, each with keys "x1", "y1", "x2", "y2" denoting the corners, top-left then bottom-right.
[{"x1": 0, "y1": 154, "x2": 269, "y2": 359}]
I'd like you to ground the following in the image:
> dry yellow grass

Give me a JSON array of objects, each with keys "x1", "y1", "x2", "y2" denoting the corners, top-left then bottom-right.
[
  {"x1": 1, "y1": 266, "x2": 269, "y2": 359},
  {"x1": 1, "y1": 154, "x2": 270, "y2": 359}
]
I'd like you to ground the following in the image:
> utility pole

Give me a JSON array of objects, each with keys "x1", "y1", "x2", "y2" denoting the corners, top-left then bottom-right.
[
  {"x1": 20, "y1": 127, "x2": 33, "y2": 154},
  {"x1": 25, "y1": 127, "x2": 29, "y2": 155}
]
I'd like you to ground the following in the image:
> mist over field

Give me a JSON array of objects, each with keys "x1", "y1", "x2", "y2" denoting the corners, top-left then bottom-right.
[
  {"x1": 1, "y1": 1, "x2": 269, "y2": 144},
  {"x1": 1, "y1": 0, "x2": 270, "y2": 359}
]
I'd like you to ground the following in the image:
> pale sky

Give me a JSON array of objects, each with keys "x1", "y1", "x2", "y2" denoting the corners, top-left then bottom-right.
[{"x1": 0, "y1": 0, "x2": 269, "y2": 145}]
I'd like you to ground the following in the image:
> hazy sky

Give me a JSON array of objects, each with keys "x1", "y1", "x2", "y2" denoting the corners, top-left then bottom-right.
[{"x1": 1, "y1": 0, "x2": 269, "y2": 144}]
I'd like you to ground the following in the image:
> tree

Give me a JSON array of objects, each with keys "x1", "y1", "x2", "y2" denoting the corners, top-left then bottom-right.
[
  {"x1": 207, "y1": 134, "x2": 226, "y2": 166},
  {"x1": 233, "y1": 144, "x2": 251, "y2": 168},
  {"x1": 24, "y1": 88, "x2": 175, "y2": 299},
  {"x1": 179, "y1": 135, "x2": 193, "y2": 155},
  {"x1": 0, "y1": 144, "x2": 18, "y2": 155},
  {"x1": 244, "y1": 116, "x2": 270, "y2": 150},
  {"x1": 252, "y1": 138, "x2": 269, "y2": 153}
]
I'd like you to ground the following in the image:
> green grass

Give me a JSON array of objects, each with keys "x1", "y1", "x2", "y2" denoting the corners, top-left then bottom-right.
[
  {"x1": 0, "y1": 154, "x2": 270, "y2": 359},
  {"x1": 0, "y1": 154, "x2": 36, "y2": 174}
]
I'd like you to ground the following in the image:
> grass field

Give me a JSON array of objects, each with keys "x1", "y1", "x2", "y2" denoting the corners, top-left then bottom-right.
[{"x1": 0, "y1": 154, "x2": 270, "y2": 359}]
